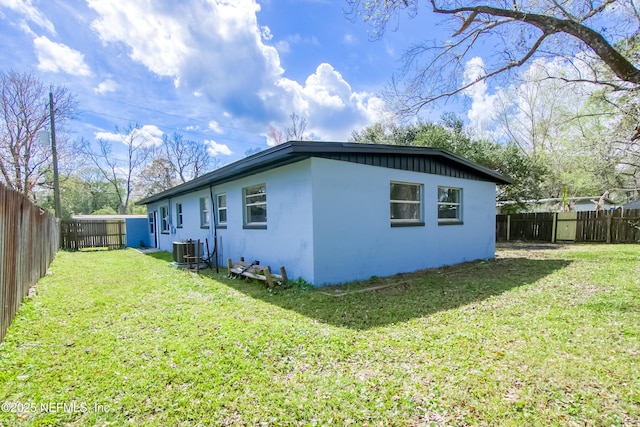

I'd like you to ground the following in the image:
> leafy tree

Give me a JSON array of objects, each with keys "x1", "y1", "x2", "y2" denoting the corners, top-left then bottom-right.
[
  {"x1": 137, "y1": 157, "x2": 177, "y2": 197},
  {"x1": 0, "y1": 70, "x2": 76, "y2": 200},
  {"x1": 351, "y1": 116, "x2": 547, "y2": 210},
  {"x1": 39, "y1": 169, "x2": 123, "y2": 218},
  {"x1": 346, "y1": 0, "x2": 640, "y2": 114}
]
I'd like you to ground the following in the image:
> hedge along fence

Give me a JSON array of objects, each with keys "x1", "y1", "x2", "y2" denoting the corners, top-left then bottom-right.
[{"x1": 0, "y1": 183, "x2": 60, "y2": 343}]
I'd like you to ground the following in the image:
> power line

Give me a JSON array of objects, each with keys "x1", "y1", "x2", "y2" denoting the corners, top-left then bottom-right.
[
  {"x1": 75, "y1": 107, "x2": 268, "y2": 148},
  {"x1": 74, "y1": 91, "x2": 270, "y2": 146}
]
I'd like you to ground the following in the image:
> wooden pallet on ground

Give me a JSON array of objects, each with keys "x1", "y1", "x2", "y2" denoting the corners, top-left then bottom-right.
[{"x1": 227, "y1": 257, "x2": 288, "y2": 287}]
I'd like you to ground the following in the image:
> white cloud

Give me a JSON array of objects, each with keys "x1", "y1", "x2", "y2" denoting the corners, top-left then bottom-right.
[
  {"x1": 208, "y1": 120, "x2": 223, "y2": 134},
  {"x1": 86, "y1": 0, "x2": 386, "y2": 141},
  {"x1": 343, "y1": 33, "x2": 358, "y2": 45},
  {"x1": 0, "y1": 0, "x2": 55, "y2": 33},
  {"x1": 463, "y1": 57, "x2": 497, "y2": 135},
  {"x1": 206, "y1": 140, "x2": 232, "y2": 156},
  {"x1": 274, "y1": 63, "x2": 386, "y2": 141},
  {"x1": 95, "y1": 124, "x2": 164, "y2": 147},
  {"x1": 33, "y1": 36, "x2": 92, "y2": 76},
  {"x1": 260, "y1": 25, "x2": 273, "y2": 41},
  {"x1": 94, "y1": 79, "x2": 119, "y2": 94}
]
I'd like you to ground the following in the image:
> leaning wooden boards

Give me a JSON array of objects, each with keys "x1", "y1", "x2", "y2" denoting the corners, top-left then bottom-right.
[{"x1": 227, "y1": 258, "x2": 288, "y2": 288}]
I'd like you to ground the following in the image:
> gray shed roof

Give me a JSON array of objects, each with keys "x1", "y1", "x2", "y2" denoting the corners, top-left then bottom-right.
[
  {"x1": 623, "y1": 199, "x2": 640, "y2": 209},
  {"x1": 136, "y1": 141, "x2": 513, "y2": 205}
]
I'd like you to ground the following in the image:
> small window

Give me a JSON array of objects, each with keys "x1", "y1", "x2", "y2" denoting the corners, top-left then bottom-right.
[
  {"x1": 243, "y1": 184, "x2": 267, "y2": 228},
  {"x1": 176, "y1": 203, "x2": 183, "y2": 228},
  {"x1": 438, "y1": 187, "x2": 462, "y2": 224},
  {"x1": 217, "y1": 194, "x2": 227, "y2": 226},
  {"x1": 148, "y1": 213, "x2": 155, "y2": 234},
  {"x1": 160, "y1": 206, "x2": 170, "y2": 234},
  {"x1": 200, "y1": 197, "x2": 210, "y2": 228},
  {"x1": 390, "y1": 182, "x2": 423, "y2": 226}
]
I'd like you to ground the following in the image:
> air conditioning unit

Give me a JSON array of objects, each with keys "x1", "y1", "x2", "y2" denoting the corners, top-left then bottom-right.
[{"x1": 172, "y1": 241, "x2": 196, "y2": 264}]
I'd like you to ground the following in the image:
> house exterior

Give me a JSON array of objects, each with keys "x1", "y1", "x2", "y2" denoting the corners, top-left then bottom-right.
[{"x1": 137, "y1": 141, "x2": 511, "y2": 286}]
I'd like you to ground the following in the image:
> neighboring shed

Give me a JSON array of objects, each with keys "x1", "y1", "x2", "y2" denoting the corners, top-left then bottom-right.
[
  {"x1": 70, "y1": 215, "x2": 150, "y2": 248},
  {"x1": 137, "y1": 141, "x2": 511, "y2": 286},
  {"x1": 497, "y1": 196, "x2": 620, "y2": 214},
  {"x1": 623, "y1": 199, "x2": 640, "y2": 210}
]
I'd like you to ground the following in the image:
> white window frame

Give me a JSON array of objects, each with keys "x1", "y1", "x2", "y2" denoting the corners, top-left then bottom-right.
[
  {"x1": 216, "y1": 193, "x2": 227, "y2": 227},
  {"x1": 160, "y1": 205, "x2": 170, "y2": 234},
  {"x1": 176, "y1": 203, "x2": 183, "y2": 228},
  {"x1": 243, "y1": 184, "x2": 267, "y2": 229},
  {"x1": 438, "y1": 187, "x2": 463, "y2": 224},
  {"x1": 390, "y1": 181, "x2": 424, "y2": 226},
  {"x1": 148, "y1": 213, "x2": 155, "y2": 234},
  {"x1": 199, "y1": 197, "x2": 210, "y2": 228}
]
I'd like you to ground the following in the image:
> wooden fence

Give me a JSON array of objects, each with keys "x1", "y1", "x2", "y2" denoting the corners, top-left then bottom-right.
[
  {"x1": 60, "y1": 219, "x2": 126, "y2": 250},
  {"x1": 497, "y1": 209, "x2": 640, "y2": 243},
  {"x1": 0, "y1": 183, "x2": 60, "y2": 343}
]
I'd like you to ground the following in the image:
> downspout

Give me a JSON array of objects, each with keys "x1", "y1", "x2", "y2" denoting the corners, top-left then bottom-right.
[{"x1": 209, "y1": 185, "x2": 219, "y2": 273}]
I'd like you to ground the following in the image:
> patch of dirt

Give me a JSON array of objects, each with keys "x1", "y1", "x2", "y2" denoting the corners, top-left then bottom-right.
[{"x1": 496, "y1": 242, "x2": 570, "y2": 259}]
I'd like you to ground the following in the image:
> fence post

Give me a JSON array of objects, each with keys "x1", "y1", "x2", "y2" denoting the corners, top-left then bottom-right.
[
  {"x1": 551, "y1": 212, "x2": 557, "y2": 243},
  {"x1": 506, "y1": 215, "x2": 511, "y2": 241},
  {"x1": 606, "y1": 213, "x2": 612, "y2": 244}
]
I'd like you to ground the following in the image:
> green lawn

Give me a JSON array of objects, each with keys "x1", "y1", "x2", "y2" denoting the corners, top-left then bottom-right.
[{"x1": 0, "y1": 244, "x2": 638, "y2": 426}]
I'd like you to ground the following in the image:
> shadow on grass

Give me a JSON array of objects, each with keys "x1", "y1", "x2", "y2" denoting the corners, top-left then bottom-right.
[
  {"x1": 205, "y1": 257, "x2": 571, "y2": 330},
  {"x1": 140, "y1": 250, "x2": 174, "y2": 262}
]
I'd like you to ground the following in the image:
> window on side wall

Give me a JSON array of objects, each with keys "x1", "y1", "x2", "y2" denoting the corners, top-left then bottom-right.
[
  {"x1": 390, "y1": 181, "x2": 424, "y2": 227},
  {"x1": 243, "y1": 184, "x2": 267, "y2": 229},
  {"x1": 176, "y1": 203, "x2": 183, "y2": 228},
  {"x1": 438, "y1": 187, "x2": 463, "y2": 224},
  {"x1": 160, "y1": 205, "x2": 170, "y2": 234},
  {"x1": 216, "y1": 194, "x2": 227, "y2": 228},
  {"x1": 200, "y1": 197, "x2": 210, "y2": 228}
]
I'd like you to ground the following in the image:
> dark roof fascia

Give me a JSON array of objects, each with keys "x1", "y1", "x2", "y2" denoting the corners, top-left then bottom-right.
[
  {"x1": 136, "y1": 141, "x2": 513, "y2": 205},
  {"x1": 136, "y1": 143, "x2": 302, "y2": 205}
]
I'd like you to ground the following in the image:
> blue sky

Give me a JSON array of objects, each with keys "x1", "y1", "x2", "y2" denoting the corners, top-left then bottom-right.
[{"x1": 0, "y1": 0, "x2": 466, "y2": 164}]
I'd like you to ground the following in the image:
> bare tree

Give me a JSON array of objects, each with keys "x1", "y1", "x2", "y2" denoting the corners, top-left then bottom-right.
[
  {"x1": 161, "y1": 133, "x2": 211, "y2": 183},
  {"x1": 346, "y1": 0, "x2": 640, "y2": 115},
  {"x1": 78, "y1": 124, "x2": 153, "y2": 214},
  {"x1": 268, "y1": 125, "x2": 284, "y2": 145},
  {"x1": 0, "y1": 71, "x2": 76, "y2": 200},
  {"x1": 285, "y1": 112, "x2": 307, "y2": 141}
]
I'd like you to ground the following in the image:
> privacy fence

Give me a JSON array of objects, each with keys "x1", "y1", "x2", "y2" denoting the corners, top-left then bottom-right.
[
  {"x1": 0, "y1": 183, "x2": 60, "y2": 343},
  {"x1": 496, "y1": 209, "x2": 640, "y2": 243},
  {"x1": 60, "y1": 219, "x2": 126, "y2": 250}
]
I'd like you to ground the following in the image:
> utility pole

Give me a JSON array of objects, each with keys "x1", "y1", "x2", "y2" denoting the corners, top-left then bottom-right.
[{"x1": 49, "y1": 89, "x2": 61, "y2": 218}]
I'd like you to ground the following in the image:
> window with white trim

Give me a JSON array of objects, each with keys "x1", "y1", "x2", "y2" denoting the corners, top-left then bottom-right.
[
  {"x1": 243, "y1": 184, "x2": 267, "y2": 228},
  {"x1": 160, "y1": 205, "x2": 170, "y2": 234},
  {"x1": 438, "y1": 187, "x2": 462, "y2": 223},
  {"x1": 176, "y1": 203, "x2": 183, "y2": 228},
  {"x1": 216, "y1": 193, "x2": 227, "y2": 226},
  {"x1": 199, "y1": 197, "x2": 210, "y2": 228},
  {"x1": 390, "y1": 182, "x2": 423, "y2": 226}
]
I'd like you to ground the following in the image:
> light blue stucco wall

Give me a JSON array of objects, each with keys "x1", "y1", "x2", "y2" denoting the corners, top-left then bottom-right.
[
  {"x1": 145, "y1": 157, "x2": 497, "y2": 286},
  {"x1": 145, "y1": 161, "x2": 315, "y2": 280},
  {"x1": 309, "y1": 157, "x2": 496, "y2": 285},
  {"x1": 125, "y1": 218, "x2": 150, "y2": 248}
]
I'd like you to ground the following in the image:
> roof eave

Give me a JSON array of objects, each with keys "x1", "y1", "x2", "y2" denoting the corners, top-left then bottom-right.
[{"x1": 136, "y1": 141, "x2": 513, "y2": 205}]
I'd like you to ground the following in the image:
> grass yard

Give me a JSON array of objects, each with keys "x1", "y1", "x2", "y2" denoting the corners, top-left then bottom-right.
[{"x1": 0, "y1": 244, "x2": 639, "y2": 426}]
